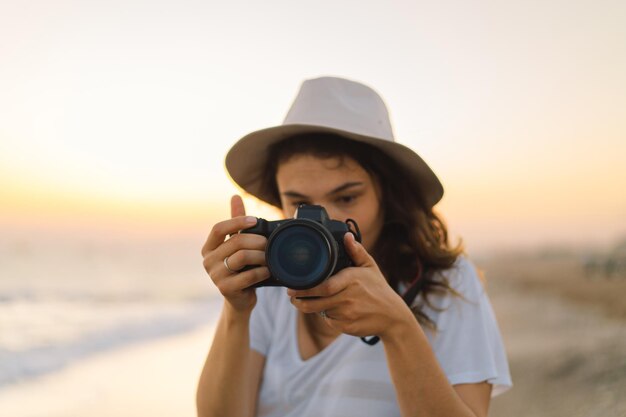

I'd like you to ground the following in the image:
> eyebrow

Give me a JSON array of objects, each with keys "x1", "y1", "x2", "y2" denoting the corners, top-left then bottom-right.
[{"x1": 282, "y1": 181, "x2": 364, "y2": 199}]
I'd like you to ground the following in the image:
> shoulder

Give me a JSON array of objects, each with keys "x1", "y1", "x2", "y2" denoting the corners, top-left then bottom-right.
[
  {"x1": 416, "y1": 255, "x2": 487, "y2": 324},
  {"x1": 435, "y1": 255, "x2": 486, "y2": 303},
  {"x1": 419, "y1": 256, "x2": 513, "y2": 394}
]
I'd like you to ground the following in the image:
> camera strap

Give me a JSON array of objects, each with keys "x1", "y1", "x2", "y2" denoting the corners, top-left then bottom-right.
[{"x1": 346, "y1": 218, "x2": 362, "y2": 242}]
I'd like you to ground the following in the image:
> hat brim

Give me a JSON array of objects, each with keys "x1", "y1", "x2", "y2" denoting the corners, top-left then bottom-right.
[{"x1": 225, "y1": 124, "x2": 444, "y2": 208}]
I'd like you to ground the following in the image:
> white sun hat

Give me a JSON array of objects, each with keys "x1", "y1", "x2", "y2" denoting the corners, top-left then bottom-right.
[{"x1": 225, "y1": 76, "x2": 443, "y2": 208}]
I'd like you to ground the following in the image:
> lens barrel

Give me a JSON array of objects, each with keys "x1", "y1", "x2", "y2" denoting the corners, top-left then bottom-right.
[{"x1": 266, "y1": 219, "x2": 337, "y2": 289}]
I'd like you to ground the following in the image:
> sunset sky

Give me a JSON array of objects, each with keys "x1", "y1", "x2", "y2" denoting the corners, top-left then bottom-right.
[{"x1": 1, "y1": 0, "x2": 624, "y2": 255}]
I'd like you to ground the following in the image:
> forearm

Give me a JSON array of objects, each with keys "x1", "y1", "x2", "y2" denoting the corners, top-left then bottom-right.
[
  {"x1": 381, "y1": 311, "x2": 478, "y2": 417},
  {"x1": 196, "y1": 305, "x2": 255, "y2": 417}
]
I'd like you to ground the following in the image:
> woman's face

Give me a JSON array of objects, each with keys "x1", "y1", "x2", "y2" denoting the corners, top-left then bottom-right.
[{"x1": 275, "y1": 153, "x2": 384, "y2": 252}]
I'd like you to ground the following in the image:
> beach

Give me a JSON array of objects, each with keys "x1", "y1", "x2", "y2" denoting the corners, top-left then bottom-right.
[
  {"x1": 0, "y1": 235, "x2": 222, "y2": 416},
  {"x1": 0, "y1": 323, "x2": 216, "y2": 417},
  {"x1": 1, "y1": 250, "x2": 625, "y2": 416},
  {"x1": 484, "y1": 254, "x2": 626, "y2": 417}
]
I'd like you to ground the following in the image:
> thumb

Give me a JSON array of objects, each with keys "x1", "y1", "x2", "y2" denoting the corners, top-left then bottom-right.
[
  {"x1": 230, "y1": 195, "x2": 246, "y2": 218},
  {"x1": 344, "y1": 232, "x2": 373, "y2": 267}
]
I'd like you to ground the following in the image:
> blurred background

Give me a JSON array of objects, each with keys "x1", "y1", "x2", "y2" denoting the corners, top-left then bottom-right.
[{"x1": 0, "y1": 0, "x2": 624, "y2": 416}]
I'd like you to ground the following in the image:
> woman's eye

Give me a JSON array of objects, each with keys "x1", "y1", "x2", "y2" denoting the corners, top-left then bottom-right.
[{"x1": 336, "y1": 195, "x2": 357, "y2": 205}]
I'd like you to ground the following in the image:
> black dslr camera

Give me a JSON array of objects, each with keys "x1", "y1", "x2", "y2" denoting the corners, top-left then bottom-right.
[{"x1": 240, "y1": 205, "x2": 361, "y2": 290}]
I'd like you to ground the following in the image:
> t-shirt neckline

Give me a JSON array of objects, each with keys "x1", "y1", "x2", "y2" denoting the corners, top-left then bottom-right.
[{"x1": 289, "y1": 306, "x2": 349, "y2": 365}]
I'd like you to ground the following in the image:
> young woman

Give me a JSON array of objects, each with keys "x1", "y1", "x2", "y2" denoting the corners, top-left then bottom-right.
[{"x1": 197, "y1": 76, "x2": 511, "y2": 417}]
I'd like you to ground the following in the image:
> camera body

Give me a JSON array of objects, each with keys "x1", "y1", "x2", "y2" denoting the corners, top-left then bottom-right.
[{"x1": 241, "y1": 205, "x2": 361, "y2": 290}]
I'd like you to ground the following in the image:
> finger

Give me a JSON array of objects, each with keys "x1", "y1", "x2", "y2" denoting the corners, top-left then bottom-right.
[
  {"x1": 212, "y1": 233, "x2": 267, "y2": 260},
  {"x1": 217, "y1": 266, "x2": 271, "y2": 293},
  {"x1": 287, "y1": 273, "x2": 349, "y2": 298},
  {"x1": 204, "y1": 234, "x2": 267, "y2": 280},
  {"x1": 320, "y1": 307, "x2": 344, "y2": 322},
  {"x1": 231, "y1": 195, "x2": 246, "y2": 218},
  {"x1": 225, "y1": 249, "x2": 267, "y2": 271},
  {"x1": 344, "y1": 232, "x2": 374, "y2": 267},
  {"x1": 290, "y1": 293, "x2": 344, "y2": 315},
  {"x1": 202, "y1": 216, "x2": 258, "y2": 253}
]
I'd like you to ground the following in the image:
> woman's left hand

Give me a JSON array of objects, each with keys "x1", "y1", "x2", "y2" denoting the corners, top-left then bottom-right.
[{"x1": 288, "y1": 232, "x2": 415, "y2": 339}]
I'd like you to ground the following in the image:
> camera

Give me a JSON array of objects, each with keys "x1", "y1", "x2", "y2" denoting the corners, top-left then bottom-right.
[{"x1": 240, "y1": 205, "x2": 361, "y2": 290}]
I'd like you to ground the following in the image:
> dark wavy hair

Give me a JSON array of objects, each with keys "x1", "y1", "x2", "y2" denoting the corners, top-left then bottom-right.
[{"x1": 259, "y1": 133, "x2": 465, "y2": 327}]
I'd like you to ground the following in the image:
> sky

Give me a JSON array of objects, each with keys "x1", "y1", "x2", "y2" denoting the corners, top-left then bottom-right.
[{"x1": 0, "y1": 0, "x2": 625, "y2": 255}]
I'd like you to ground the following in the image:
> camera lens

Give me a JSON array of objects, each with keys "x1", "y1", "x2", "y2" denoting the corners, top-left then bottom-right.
[{"x1": 267, "y1": 223, "x2": 335, "y2": 289}]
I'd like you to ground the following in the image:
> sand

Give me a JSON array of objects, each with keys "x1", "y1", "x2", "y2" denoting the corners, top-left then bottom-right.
[{"x1": 484, "y1": 257, "x2": 626, "y2": 417}]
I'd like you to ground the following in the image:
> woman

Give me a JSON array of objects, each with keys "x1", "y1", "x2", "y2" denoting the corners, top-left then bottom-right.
[{"x1": 197, "y1": 76, "x2": 511, "y2": 417}]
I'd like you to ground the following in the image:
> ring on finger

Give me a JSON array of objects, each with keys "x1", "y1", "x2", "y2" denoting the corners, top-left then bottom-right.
[
  {"x1": 319, "y1": 310, "x2": 328, "y2": 319},
  {"x1": 224, "y1": 256, "x2": 237, "y2": 274}
]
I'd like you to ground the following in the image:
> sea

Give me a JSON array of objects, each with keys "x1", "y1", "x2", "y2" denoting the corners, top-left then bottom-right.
[{"x1": 0, "y1": 232, "x2": 222, "y2": 388}]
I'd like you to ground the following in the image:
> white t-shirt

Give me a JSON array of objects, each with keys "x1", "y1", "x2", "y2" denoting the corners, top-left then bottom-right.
[{"x1": 249, "y1": 256, "x2": 512, "y2": 417}]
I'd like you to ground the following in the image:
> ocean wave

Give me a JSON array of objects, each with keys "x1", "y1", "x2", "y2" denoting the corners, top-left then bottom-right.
[{"x1": 0, "y1": 298, "x2": 223, "y2": 388}]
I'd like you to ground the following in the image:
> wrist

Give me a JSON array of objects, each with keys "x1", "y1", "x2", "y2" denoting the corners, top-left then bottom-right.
[
  {"x1": 223, "y1": 302, "x2": 253, "y2": 325},
  {"x1": 379, "y1": 304, "x2": 422, "y2": 344}
]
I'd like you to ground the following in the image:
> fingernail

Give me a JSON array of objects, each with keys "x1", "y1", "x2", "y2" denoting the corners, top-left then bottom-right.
[{"x1": 245, "y1": 216, "x2": 257, "y2": 225}]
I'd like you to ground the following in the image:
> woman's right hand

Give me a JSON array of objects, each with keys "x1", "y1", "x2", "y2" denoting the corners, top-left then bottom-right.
[{"x1": 201, "y1": 195, "x2": 270, "y2": 313}]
